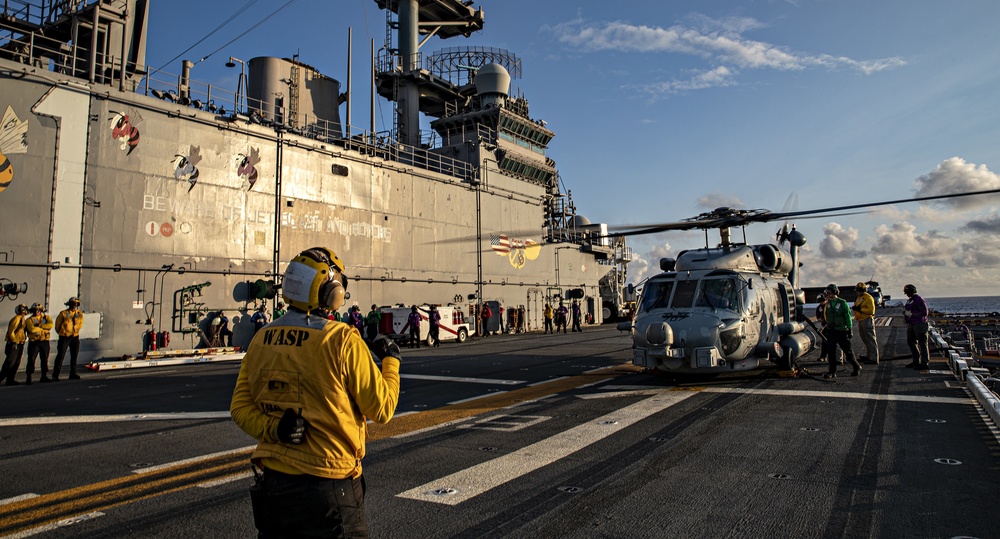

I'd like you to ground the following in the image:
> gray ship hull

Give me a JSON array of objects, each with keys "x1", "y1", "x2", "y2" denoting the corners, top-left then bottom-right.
[{"x1": 0, "y1": 63, "x2": 608, "y2": 360}]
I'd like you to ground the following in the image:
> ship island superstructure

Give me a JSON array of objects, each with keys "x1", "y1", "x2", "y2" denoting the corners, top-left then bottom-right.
[{"x1": 0, "y1": 0, "x2": 630, "y2": 360}]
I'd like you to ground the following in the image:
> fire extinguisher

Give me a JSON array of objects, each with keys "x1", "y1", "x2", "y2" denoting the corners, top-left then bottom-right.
[
  {"x1": 144, "y1": 329, "x2": 157, "y2": 352},
  {"x1": 157, "y1": 331, "x2": 170, "y2": 349}
]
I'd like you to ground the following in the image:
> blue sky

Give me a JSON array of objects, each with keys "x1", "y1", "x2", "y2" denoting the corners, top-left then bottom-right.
[{"x1": 146, "y1": 0, "x2": 1000, "y2": 298}]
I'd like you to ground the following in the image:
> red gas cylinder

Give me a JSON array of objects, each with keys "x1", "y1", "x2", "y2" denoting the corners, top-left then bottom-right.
[{"x1": 144, "y1": 330, "x2": 157, "y2": 352}]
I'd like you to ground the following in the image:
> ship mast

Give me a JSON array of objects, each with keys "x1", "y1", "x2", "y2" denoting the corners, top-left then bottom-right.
[{"x1": 375, "y1": 0, "x2": 484, "y2": 146}]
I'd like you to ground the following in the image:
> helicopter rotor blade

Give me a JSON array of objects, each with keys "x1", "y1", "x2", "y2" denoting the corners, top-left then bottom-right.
[
  {"x1": 764, "y1": 187, "x2": 1000, "y2": 221},
  {"x1": 603, "y1": 188, "x2": 1000, "y2": 239}
]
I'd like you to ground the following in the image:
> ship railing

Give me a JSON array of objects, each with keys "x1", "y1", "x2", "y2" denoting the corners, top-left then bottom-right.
[
  {"x1": 0, "y1": 23, "x2": 479, "y2": 185},
  {"x1": 1, "y1": 0, "x2": 99, "y2": 27},
  {"x1": 0, "y1": 1, "x2": 129, "y2": 80},
  {"x1": 0, "y1": 15, "x2": 76, "y2": 72}
]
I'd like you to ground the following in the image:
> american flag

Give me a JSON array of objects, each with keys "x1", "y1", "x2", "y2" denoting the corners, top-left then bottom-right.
[{"x1": 490, "y1": 233, "x2": 510, "y2": 255}]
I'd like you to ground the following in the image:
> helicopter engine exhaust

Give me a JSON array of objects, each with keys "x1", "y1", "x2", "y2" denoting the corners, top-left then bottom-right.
[
  {"x1": 779, "y1": 331, "x2": 817, "y2": 362},
  {"x1": 776, "y1": 321, "x2": 807, "y2": 335}
]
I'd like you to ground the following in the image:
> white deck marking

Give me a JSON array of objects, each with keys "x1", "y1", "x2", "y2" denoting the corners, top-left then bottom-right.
[
  {"x1": 401, "y1": 374, "x2": 524, "y2": 385},
  {"x1": 395, "y1": 391, "x2": 694, "y2": 505},
  {"x1": 447, "y1": 391, "x2": 509, "y2": 405},
  {"x1": 2, "y1": 512, "x2": 105, "y2": 539},
  {"x1": 528, "y1": 376, "x2": 567, "y2": 387},
  {"x1": 699, "y1": 386, "x2": 973, "y2": 405},
  {"x1": 197, "y1": 471, "x2": 254, "y2": 488},
  {"x1": 0, "y1": 493, "x2": 39, "y2": 506},
  {"x1": 0, "y1": 411, "x2": 232, "y2": 427},
  {"x1": 592, "y1": 385, "x2": 974, "y2": 405}
]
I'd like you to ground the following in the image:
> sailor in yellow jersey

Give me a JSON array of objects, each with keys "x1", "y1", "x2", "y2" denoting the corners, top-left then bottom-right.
[
  {"x1": 852, "y1": 282, "x2": 879, "y2": 364},
  {"x1": 1, "y1": 303, "x2": 29, "y2": 385},
  {"x1": 231, "y1": 247, "x2": 401, "y2": 538},
  {"x1": 24, "y1": 303, "x2": 54, "y2": 384},
  {"x1": 53, "y1": 297, "x2": 84, "y2": 380}
]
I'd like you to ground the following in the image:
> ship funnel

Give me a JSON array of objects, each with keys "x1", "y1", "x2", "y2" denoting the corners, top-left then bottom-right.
[{"x1": 475, "y1": 63, "x2": 510, "y2": 107}]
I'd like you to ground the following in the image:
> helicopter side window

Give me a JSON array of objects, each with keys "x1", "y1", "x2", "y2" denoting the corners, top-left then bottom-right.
[
  {"x1": 697, "y1": 278, "x2": 739, "y2": 310},
  {"x1": 638, "y1": 280, "x2": 675, "y2": 313},
  {"x1": 672, "y1": 280, "x2": 698, "y2": 309}
]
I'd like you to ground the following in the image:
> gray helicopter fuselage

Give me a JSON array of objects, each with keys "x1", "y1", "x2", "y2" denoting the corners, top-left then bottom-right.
[{"x1": 628, "y1": 244, "x2": 817, "y2": 374}]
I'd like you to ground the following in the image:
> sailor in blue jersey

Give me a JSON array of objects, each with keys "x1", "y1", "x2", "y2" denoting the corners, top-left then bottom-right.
[{"x1": 902, "y1": 284, "x2": 930, "y2": 369}]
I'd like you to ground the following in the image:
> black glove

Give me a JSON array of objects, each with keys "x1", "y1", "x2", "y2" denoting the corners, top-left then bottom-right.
[
  {"x1": 370, "y1": 335, "x2": 402, "y2": 361},
  {"x1": 276, "y1": 408, "x2": 306, "y2": 444},
  {"x1": 851, "y1": 305, "x2": 860, "y2": 312},
  {"x1": 847, "y1": 330, "x2": 853, "y2": 339}
]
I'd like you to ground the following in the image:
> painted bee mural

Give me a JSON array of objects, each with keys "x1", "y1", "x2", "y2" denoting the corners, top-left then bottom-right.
[
  {"x1": 236, "y1": 148, "x2": 260, "y2": 190},
  {"x1": 0, "y1": 105, "x2": 28, "y2": 195},
  {"x1": 172, "y1": 146, "x2": 202, "y2": 192},
  {"x1": 109, "y1": 110, "x2": 140, "y2": 155}
]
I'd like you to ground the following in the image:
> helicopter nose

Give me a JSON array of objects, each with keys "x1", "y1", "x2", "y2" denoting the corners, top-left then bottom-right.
[{"x1": 645, "y1": 322, "x2": 674, "y2": 346}]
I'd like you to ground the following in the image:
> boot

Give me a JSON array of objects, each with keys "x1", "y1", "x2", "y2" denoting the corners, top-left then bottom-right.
[
  {"x1": 25, "y1": 375, "x2": 32, "y2": 385},
  {"x1": 51, "y1": 374, "x2": 60, "y2": 382},
  {"x1": 69, "y1": 373, "x2": 81, "y2": 380},
  {"x1": 40, "y1": 375, "x2": 52, "y2": 383}
]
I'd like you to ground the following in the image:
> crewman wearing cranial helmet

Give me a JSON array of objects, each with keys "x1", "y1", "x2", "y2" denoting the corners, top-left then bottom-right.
[
  {"x1": 24, "y1": 303, "x2": 54, "y2": 384},
  {"x1": 1, "y1": 303, "x2": 29, "y2": 385},
  {"x1": 53, "y1": 297, "x2": 84, "y2": 380},
  {"x1": 231, "y1": 247, "x2": 401, "y2": 537}
]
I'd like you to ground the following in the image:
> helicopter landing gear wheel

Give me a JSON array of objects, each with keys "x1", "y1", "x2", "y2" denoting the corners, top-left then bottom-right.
[{"x1": 776, "y1": 347, "x2": 796, "y2": 371}]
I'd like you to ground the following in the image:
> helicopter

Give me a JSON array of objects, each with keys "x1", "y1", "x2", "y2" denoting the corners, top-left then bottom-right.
[{"x1": 611, "y1": 188, "x2": 1000, "y2": 374}]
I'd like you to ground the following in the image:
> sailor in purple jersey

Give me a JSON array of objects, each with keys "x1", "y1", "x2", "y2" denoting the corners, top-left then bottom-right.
[{"x1": 902, "y1": 284, "x2": 930, "y2": 369}]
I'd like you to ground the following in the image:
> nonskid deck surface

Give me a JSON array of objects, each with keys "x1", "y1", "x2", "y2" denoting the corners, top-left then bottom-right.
[{"x1": 0, "y1": 321, "x2": 996, "y2": 538}]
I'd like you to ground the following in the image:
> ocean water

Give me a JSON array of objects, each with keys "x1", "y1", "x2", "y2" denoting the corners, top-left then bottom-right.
[{"x1": 921, "y1": 296, "x2": 1000, "y2": 314}]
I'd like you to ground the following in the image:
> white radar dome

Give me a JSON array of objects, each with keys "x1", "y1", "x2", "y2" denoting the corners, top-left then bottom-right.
[
  {"x1": 475, "y1": 63, "x2": 510, "y2": 96},
  {"x1": 569, "y1": 215, "x2": 592, "y2": 227}
]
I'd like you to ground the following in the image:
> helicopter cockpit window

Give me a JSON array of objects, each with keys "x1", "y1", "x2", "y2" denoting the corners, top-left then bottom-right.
[
  {"x1": 672, "y1": 280, "x2": 698, "y2": 309},
  {"x1": 638, "y1": 280, "x2": 675, "y2": 313},
  {"x1": 697, "y1": 278, "x2": 740, "y2": 310}
]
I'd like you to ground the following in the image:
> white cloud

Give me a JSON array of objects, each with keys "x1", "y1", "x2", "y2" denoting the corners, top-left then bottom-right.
[
  {"x1": 697, "y1": 192, "x2": 745, "y2": 209},
  {"x1": 874, "y1": 204, "x2": 955, "y2": 224},
  {"x1": 632, "y1": 66, "x2": 736, "y2": 95},
  {"x1": 549, "y1": 16, "x2": 905, "y2": 96},
  {"x1": 627, "y1": 242, "x2": 673, "y2": 284},
  {"x1": 870, "y1": 222, "x2": 952, "y2": 258},
  {"x1": 962, "y1": 213, "x2": 1000, "y2": 234},
  {"x1": 819, "y1": 222, "x2": 862, "y2": 258},
  {"x1": 913, "y1": 157, "x2": 1000, "y2": 210}
]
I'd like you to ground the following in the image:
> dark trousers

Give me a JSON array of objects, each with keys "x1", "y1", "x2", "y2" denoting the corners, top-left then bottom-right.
[
  {"x1": 572, "y1": 315, "x2": 582, "y2": 332},
  {"x1": 26, "y1": 340, "x2": 50, "y2": 376},
  {"x1": 53, "y1": 335, "x2": 80, "y2": 377},
  {"x1": 827, "y1": 329, "x2": 860, "y2": 374},
  {"x1": 543, "y1": 318, "x2": 553, "y2": 333},
  {"x1": 2, "y1": 342, "x2": 24, "y2": 382},
  {"x1": 429, "y1": 325, "x2": 439, "y2": 346},
  {"x1": 409, "y1": 327, "x2": 420, "y2": 348},
  {"x1": 251, "y1": 470, "x2": 367, "y2": 538},
  {"x1": 906, "y1": 322, "x2": 930, "y2": 365}
]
